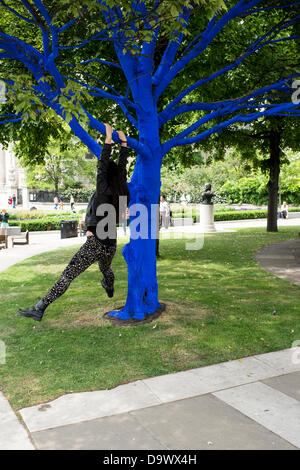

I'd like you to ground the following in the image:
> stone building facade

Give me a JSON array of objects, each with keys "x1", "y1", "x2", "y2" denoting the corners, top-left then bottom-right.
[{"x1": 0, "y1": 146, "x2": 29, "y2": 209}]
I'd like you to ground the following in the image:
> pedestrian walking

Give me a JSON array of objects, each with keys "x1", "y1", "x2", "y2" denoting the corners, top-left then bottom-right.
[
  {"x1": 159, "y1": 195, "x2": 170, "y2": 229},
  {"x1": 281, "y1": 201, "x2": 289, "y2": 219},
  {"x1": 70, "y1": 195, "x2": 75, "y2": 212},
  {"x1": 0, "y1": 209, "x2": 9, "y2": 235},
  {"x1": 121, "y1": 207, "x2": 130, "y2": 235}
]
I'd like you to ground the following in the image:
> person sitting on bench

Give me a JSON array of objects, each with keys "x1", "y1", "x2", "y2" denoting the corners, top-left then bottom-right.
[{"x1": 281, "y1": 201, "x2": 289, "y2": 219}]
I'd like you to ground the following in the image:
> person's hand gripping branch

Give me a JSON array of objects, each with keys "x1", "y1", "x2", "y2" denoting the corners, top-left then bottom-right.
[
  {"x1": 117, "y1": 130, "x2": 127, "y2": 147},
  {"x1": 104, "y1": 123, "x2": 113, "y2": 144}
]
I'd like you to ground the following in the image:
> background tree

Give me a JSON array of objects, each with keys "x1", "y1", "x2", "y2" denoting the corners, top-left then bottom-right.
[
  {"x1": 211, "y1": 116, "x2": 300, "y2": 231},
  {"x1": 23, "y1": 133, "x2": 95, "y2": 195},
  {"x1": 161, "y1": 148, "x2": 300, "y2": 205},
  {"x1": 0, "y1": 1, "x2": 299, "y2": 320},
  {"x1": 163, "y1": 3, "x2": 300, "y2": 231}
]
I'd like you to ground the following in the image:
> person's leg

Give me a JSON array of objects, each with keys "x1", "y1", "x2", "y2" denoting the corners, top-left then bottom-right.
[
  {"x1": 162, "y1": 213, "x2": 168, "y2": 229},
  {"x1": 18, "y1": 237, "x2": 100, "y2": 321},
  {"x1": 159, "y1": 212, "x2": 163, "y2": 229},
  {"x1": 42, "y1": 237, "x2": 99, "y2": 307},
  {"x1": 98, "y1": 243, "x2": 116, "y2": 296},
  {"x1": 165, "y1": 214, "x2": 170, "y2": 229}
]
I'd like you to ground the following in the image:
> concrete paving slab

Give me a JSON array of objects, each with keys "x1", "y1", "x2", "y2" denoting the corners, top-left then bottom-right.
[
  {"x1": 130, "y1": 394, "x2": 296, "y2": 450},
  {"x1": 255, "y1": 255, "x2": 295, "y2": 260},
  {"x1": 142, "y1": 356, "x2": 278, "y2": 403},
  {"x1": 255, "y1": 239, "x2": 300, "y2": 286},
  {"x1": 32, "y1": 413, "x2": 165, "y2": 450},
  {"x1": 20, "y1": 380, "x2": 161, "y2": 433},
  {"x1": 0, "y1": 392, "x2": 34, "y2": 450},
  {"x1": 0, "y1": 229, "x2": 128, "y2": 274},
  {"x1": 214, "y1": 382, "x2": 300, "y2": 448},
  {"x1": 254, "y1": 348, "x2": 300, "y2": 374},
  {"x1": 262, "y1": 372, "x2": 300, "y2": 402}
]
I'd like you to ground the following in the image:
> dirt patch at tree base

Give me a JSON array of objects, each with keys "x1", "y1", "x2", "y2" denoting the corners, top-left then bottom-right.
[{"x1": 103, "y1": 303, "x2": 166, "y2": 327}]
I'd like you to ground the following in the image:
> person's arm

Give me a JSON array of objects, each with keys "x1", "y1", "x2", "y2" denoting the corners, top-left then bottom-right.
[
  {"x1": 118, "y1": 147, "x2": 128, "y2": 181},
  {"x1": 96, "y1": 124, "x2": 113, "y2": 194},
  {"x1": 117, "y1": 130, "x2": 128, "y2": 180}
]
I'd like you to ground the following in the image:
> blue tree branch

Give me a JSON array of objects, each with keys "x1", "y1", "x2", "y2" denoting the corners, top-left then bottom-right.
[
  {"x1": 162, "y1": 101, "x2": 299, "y2": 155},
  {"x1": 80, "y1": 103, "x2": 144, "y2": 157},
  {"x1": 159, "y1": 73, "x2": 299, "y2": 127},
  {"x1": 160, "y1": 20, "x2": 300, "y2": 120},
  {"x1": 59, "y1": 58, "x2": 122, "y2": 70},
  {"x1": 152, "y1": 9, "x2": 191, "y2": 86},
  {"x1": 0, "y1": 117, "x2": 23, "y2": 124},
  {"x1": 58, "y1": 7, "x2": 88, "y2": 34},
  {"x1": 0, "y1": 31, "x2": 43, "y2": 61},
  {"x1": 0, "y1": 0, "x2": 34, "y2": 24},
  {"x1": 59, "y1": 32, "x2": 110, "y2": 50},
  {"x1": 61, "y1": 75, "x2": 138, "y2": 112},
  {"x1": 241, "y1": 1, "x2": 300, "y2": 16},
  {"x1": 154, "y1": 0, "x2": 274, "y2": 100}
]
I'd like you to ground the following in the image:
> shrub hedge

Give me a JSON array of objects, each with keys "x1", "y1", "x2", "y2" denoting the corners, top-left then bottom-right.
[
  {"x1": 7, "y1": 208, "x2": 299, "y2": 231},
  {"x1": 8, "y1": 214, "x2": 80, "y2": 231},
  {"x1": 220, "y1": 177, "x2": 300, "y2": 205},
  {"x1": 8, "y1": 210, "x2": 75, "y2": 220}
]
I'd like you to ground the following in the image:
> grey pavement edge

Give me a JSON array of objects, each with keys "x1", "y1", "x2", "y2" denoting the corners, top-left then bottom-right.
[
  {"x1": 0, "y1": 392, "x2": 34, "y2": 450},
  {"x1": 31, "y1": 393, "x2": 298, "y2": 450},
  {"x1": 18, "y1": 348, "x2": 300, "y2": 434},
  {"x1": 255, "y1": 238, "x2": 300, "y2": 286}
]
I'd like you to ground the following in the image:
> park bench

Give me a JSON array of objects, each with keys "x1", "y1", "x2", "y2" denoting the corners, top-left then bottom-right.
[
  {"x1": 172, "y1": 217, "x2": 194, "y2": 227},
  {"x1": 5, "y1": 226, "x2": 21, "y2": 236},
  {"x1": 288, "y1": 212, "x2": 300, "y2": 219},
  {"x1": 11, "y1": 230, "x2": 29, "y2": 247},
  {"x1": 0, "y1": 235, "x2": 8, "y2": 250}
]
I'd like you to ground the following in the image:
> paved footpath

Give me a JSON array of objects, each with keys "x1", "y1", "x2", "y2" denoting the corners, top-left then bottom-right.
[
  {"x1": 255, "y1": 238, "x2": 300, "y2": 286},
  {"x1": 17, "y1": 349, "x2": 300, "y2": 450},
  {"x1": 0, "y1": 219, "x2": 299, "y2": 450}
]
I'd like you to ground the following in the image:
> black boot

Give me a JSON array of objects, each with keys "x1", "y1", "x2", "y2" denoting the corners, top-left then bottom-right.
[
  {"x1": 18, "y1": 299, "x2": 46, "y2": 322},
  {"x1": 101, "y1": 278, "x2": 114, "y2": 298}
]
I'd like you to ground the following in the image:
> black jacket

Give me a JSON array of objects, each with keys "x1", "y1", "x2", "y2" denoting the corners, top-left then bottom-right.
[
  {"x1": 85, "y1": 143, "x2": 128, "y2": 245},
  {"x1": 0, "y1": 212, "x2": 9, "y2": 223}
]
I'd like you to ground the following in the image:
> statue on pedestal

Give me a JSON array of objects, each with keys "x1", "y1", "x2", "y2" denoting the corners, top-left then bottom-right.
[{"x1": 201, "y1": 183, "x2": 215, "y2": 205}]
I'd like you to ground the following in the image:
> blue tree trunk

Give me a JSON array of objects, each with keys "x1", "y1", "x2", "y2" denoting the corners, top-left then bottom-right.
[{"x1": 108, "y1": 75, "x2": 162, "y2": 320}]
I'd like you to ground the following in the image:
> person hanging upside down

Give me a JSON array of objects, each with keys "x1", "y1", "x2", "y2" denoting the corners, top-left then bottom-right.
[{"x1": 18, "y1": 124, "x2": 129, "y2": 322}]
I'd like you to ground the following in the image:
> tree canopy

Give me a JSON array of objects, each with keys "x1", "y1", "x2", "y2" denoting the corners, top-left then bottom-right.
[{"x1": 0, "y1": 1, "x2": 299, "y2": 161}]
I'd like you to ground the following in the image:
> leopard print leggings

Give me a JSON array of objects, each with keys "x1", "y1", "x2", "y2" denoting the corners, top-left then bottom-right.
[{"x1": 42, "y1": 236, "x2": 116, "y2": 307}]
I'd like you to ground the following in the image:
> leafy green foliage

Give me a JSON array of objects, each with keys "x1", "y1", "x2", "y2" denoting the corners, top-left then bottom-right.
[
  {"x1": 21, "y1": 129, "x2": 96, "y2": 192},
  {"x1": 161, "y1": 149, "x2": 300, "y2": 204}
]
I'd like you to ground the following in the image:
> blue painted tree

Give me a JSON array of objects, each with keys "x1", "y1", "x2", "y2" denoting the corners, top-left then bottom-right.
[{"x1": 0, "y1": 1, "x2": 299, "y2": 320}]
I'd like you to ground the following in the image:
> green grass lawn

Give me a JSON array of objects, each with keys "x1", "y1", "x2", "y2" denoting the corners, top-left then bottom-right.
[{"x1": 0, "y1": 227, "x2": 299, "y2": 410}]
